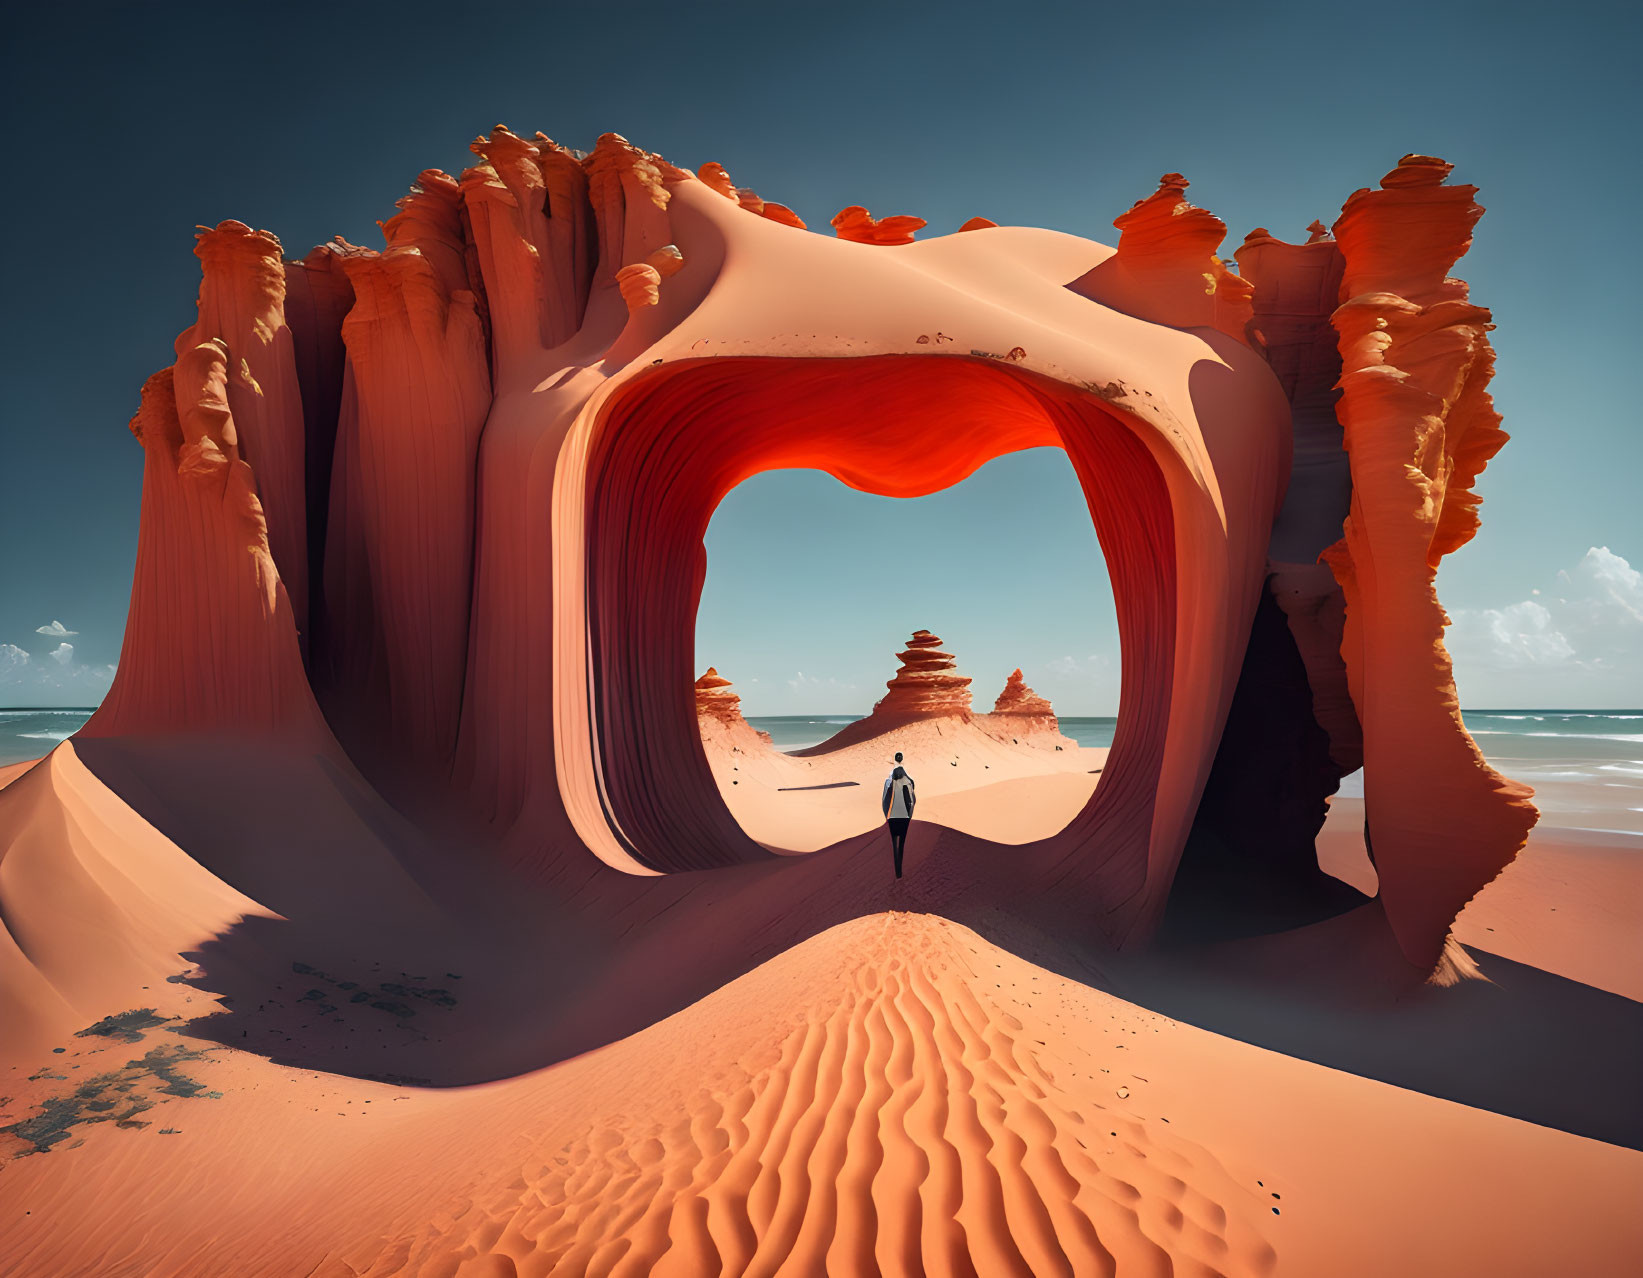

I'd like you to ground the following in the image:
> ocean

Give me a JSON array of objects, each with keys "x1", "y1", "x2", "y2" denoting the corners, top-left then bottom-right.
[
  {"x1": 1370, "y1": 709, "x2": 1643, "y2": 837},
  {"x1": 0, "y1": 709, "x2": 97, "y2": 767},
  {"x1": 4, "y1": 708, "x2": 1639, "y2": 837}
]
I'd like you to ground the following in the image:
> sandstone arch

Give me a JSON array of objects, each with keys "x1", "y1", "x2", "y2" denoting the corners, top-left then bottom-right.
[{"x1": 79, "y1": 133, "x2": 1534, "y2": 967}]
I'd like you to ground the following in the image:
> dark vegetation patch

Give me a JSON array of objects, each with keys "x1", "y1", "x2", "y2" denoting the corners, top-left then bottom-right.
[
  {"x1": 75, "y1": 1008, "x2": 175, "y2": 1043},
  {"x1": 286, "y1": 961, "x2": 459, "y2": 1018},
  {"x1": 381, "y1": 982, "x2": 457, "y2": 1009},
  {"x1": 1, "y1": 1044, "x2": 219, "y2": 1156}
]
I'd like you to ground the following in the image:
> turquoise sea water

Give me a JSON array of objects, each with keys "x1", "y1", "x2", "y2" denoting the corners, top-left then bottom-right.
[
  {"x1": 5, "y1": 707, "x2": 1640, "y2": 836},
  {"x1": 0, "y1": 709, "x2": 96, "y2": 767},
  {"x1": 1343, "y1": 709, "x2": 1643, "y2": 836}
]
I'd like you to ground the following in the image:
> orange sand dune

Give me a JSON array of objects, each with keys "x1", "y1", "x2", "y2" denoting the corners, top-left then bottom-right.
[
  {"x1": 2, "y1": 744, "x2": 1639, "y2": 1276},
  {"x1": 0, "y1": 758, "x2": 37, "y2": 791},
  {"x1": 4, "y1": 905, "x2": 1637, "y2": 1277}
]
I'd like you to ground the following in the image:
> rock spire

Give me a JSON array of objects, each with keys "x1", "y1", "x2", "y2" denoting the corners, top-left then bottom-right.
[
  {"x1": 991, "y1": 669, "x2": 1054, "y2": 718},
  {"x1": 694, "y1": 667, "x2": 743, "y2": 726},
  {"x1": 873, "y1": 631, "x2": 973, "y2": 718},
  {"x1": 695, "y1": 667, "x2": 772, "y2": 747}
]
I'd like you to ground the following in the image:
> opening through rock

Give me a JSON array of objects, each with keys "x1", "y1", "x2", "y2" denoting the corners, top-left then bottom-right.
[{"x1": 694, "y1": 448, "x2": 1120, "y2": 852}]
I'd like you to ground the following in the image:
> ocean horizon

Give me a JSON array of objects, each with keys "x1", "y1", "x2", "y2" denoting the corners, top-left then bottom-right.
[{"x1": 4, "y1": 706, "x2": 1640, "y2": 839}]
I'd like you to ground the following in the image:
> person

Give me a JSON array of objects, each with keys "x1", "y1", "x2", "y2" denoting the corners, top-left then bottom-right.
[{"x1": 881, "y1": 752, "x2": 916, "y2": 878}]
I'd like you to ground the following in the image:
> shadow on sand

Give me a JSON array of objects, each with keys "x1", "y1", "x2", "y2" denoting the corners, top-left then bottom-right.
[{"x1": 74, "y1": 735, "x2": 1643, "y2": 1153}]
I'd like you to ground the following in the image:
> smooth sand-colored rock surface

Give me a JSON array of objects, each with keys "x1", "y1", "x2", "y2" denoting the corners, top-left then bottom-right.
[{"x1": 1, "y1": 754, "x2": 1636, "y2": 1277}]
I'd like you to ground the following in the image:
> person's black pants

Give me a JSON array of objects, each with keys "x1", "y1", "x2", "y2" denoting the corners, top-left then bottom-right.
[{"x1": 887, "y1": 817, "x2": 911, "y2": 877}]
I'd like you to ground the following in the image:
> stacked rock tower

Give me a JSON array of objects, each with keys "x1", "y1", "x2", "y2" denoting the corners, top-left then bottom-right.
[{"x1": 873, "y1": 631, "x2": 973, "y2": 719}]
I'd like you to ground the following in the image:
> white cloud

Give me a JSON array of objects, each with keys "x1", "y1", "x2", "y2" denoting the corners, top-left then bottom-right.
[
  {"x1": 786, "y1": 671, "x2": 858, "y2": 696},
  {"x1": 1047, "y1": 653, "x2": 1113, "y2": 679},
  {"x1": 1448, "y1": 546, "x2": 1643, "y2": 706},
  {"x1": 1560, "y1": 545, "x2": 1643, "y2": 632},
  {"x1": 34, "y1": 620, "x2": 78, "y2": 636},
  {"x1": 1447, "y1": 600, "x2": 1574, "y2": 668},
  {"x1": 1, "y1": 642, "x2": 115, "y2": 706}
]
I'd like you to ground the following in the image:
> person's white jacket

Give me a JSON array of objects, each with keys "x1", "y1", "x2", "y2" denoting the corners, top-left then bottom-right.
[{"x1": 882, "y1": 767, "x2": 916, "y2": 819}]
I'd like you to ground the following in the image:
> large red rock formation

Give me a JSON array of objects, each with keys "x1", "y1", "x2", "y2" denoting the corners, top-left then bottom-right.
[
  {"x1": 874, "y1": 630, "x2": 973, "y2": 718},
  {"x1": 320, "y1": 176, "x2": 491, "y2": 771},
  {"x1": 1321, "y1": 156, "x2": 1537, "y2": 965},
  {"x1": 72, "y1": 128, "x2": 1530, "y2": 964},
  {"x1": 89, "y1": 243, "x2": 324, "y2": 743},
  {"x1": 1215, "y1": 156, "x2": 1538, "y2": 964}
]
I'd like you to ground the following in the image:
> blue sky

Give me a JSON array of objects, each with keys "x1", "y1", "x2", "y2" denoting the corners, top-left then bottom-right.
[
  {"x1": 696, "y1": 450, "x2": 1120, "y2": 717},
  {"x1": 1, "y1": 0, "x2": 1637, "y2": 710}
]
